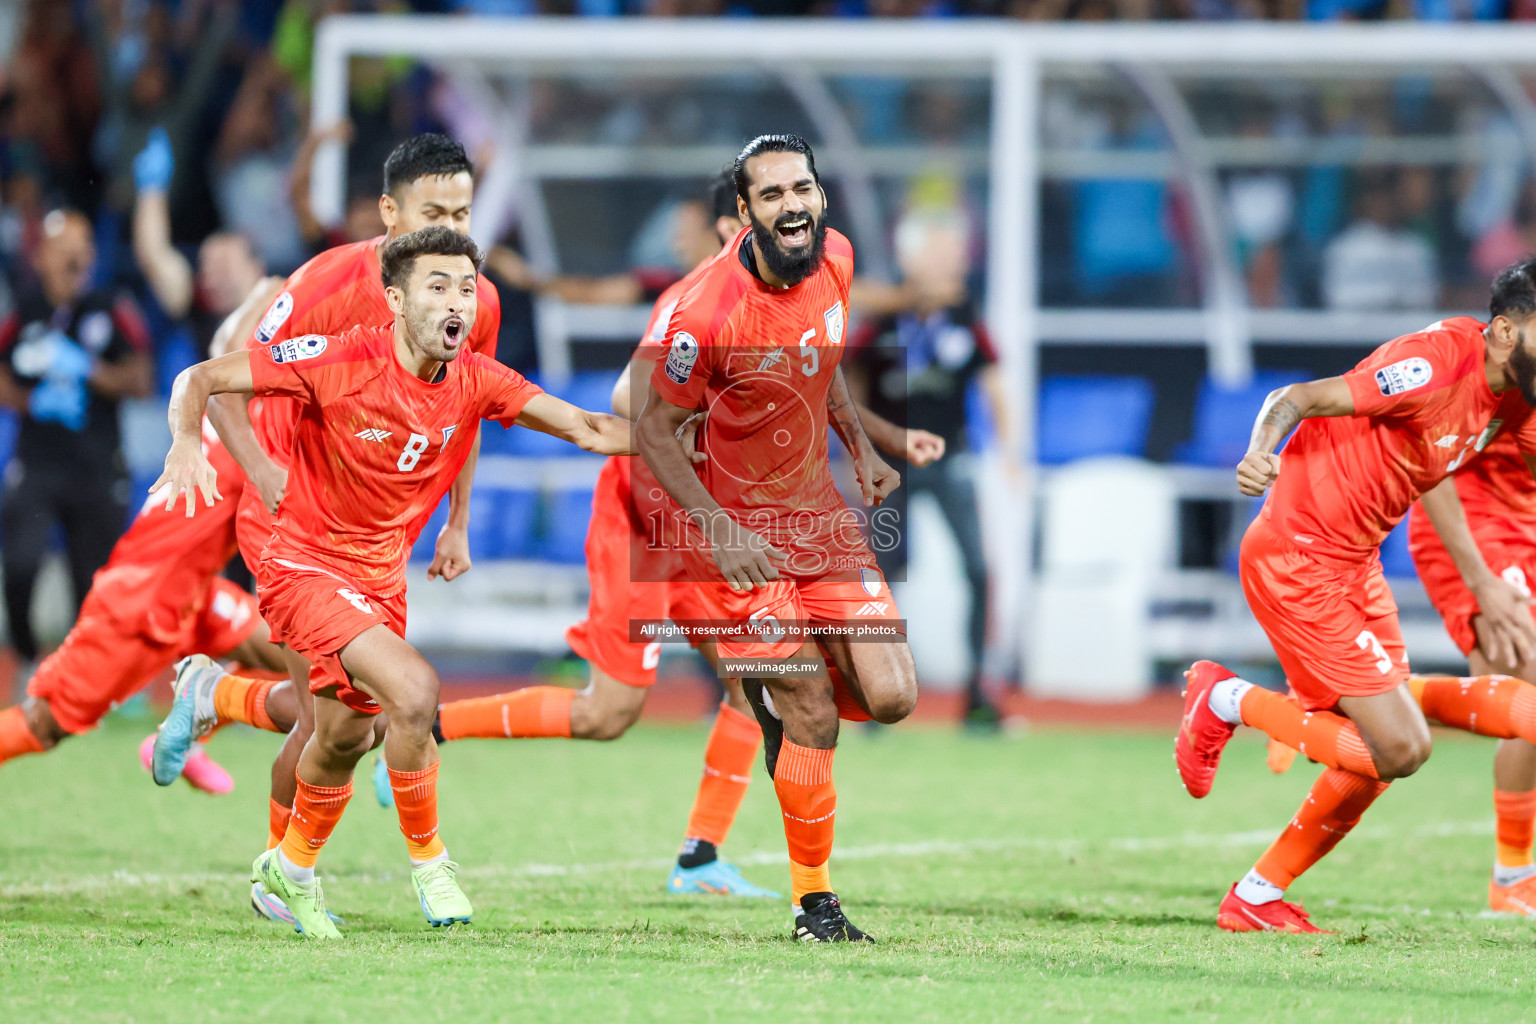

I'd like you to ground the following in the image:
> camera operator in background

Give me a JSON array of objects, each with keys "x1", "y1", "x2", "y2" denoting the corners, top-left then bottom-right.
[
  {"x1": 0, "y1": 208, "x2": 153, "y2": 669},
  {"x1": 847, "y1": 205, "x2": 1019, "y2": 729}
]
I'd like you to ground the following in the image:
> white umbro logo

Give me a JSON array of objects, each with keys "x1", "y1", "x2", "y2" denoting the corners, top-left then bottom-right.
[
  {"x1": 855, "y1": 601, "x2": 889, "y2": 616},
  {"x1": 355, "y1": 428, "x2": 393, "y2": 443},
  {"x1": 1434, "y1": 434, "x2": 1459, "y2": 448}
]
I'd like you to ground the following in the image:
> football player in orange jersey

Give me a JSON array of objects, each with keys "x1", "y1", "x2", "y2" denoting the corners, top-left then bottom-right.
[
  {"x1": 428, "y1": 171, "x2": 943, "y2": 901},
  {"x1": 638, "y1": 135, "x2": 921, "y2": 942},
  {"x1": 1177, "y1": 258, "x2": 1536, "y2": 933},
  {"x1": 150, "y1": 137, "x2": 502, "y2": 905},
  {"x1": 156, "y1": 226, "x2": 633, "y2": 937}
]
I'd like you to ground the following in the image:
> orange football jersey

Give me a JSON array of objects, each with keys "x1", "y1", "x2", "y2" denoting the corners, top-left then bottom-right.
[
  {"x1": 649, "y1": 228, "x2": 876, "y2": 581},
  {"x1": 248, "y1": 323, "x2": 542, "y2": 597},
  {"x1": 1263, "y1": 316, "x2": 1536, "y2": 565}
]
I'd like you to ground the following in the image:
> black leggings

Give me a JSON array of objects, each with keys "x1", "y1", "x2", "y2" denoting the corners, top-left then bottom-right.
[{"x1": 1, "y1": 459, "x2": 128, "y2": 661}]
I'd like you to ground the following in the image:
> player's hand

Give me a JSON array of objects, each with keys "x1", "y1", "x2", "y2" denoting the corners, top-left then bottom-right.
[
  {"x1": 152, "y1": 438, "x2": 222, "y2": 517},
  {"x1": 854, "y1": 450, "x2": 900, "y2": 507},
  {"x1": 707, "y1": 514, "x2": 787, "y2": 592},
  {"x1": 904, "y1": 429, "x2": 945, "y2": 468},
  {"x1": 1472, "y1": 574, "x2": 1536, "y2": 669},
  {"x1": 1236, "y1": 452, "x2": 1281, "y2": 497},
  {"x1": 678, "y1": 411, "x2": 707, "y2": 464},
  {"x1": 251, "y1": 459, "x2": 287, "y2": 516},
  {"x1": 427, "y1": 522, "x2": 472, "y2": 582}
]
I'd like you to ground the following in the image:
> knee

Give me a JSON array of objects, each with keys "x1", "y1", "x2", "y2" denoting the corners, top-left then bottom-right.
[
  {"x1": 22, "y1": 699, "x2": 65, "y2": 749},
  {"x1": 1373, "y1": 732, "x2": 1433, "y2": 780},
  {"x1": 314, "y1": 725, "x2": 373, "y2": 763},
  {"x1": 382, "y1": 667, "x2": 441, "y2": 735},
  {"x1": 570, "y1": 692, "x2": 642, "y2": 741},
  {"x1": 864, "y1": 665, "x2": 919, "y2": 725}
]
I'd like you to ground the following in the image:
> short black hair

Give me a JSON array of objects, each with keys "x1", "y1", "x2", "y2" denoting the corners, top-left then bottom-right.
[
  {"x1": 1491, "y1": 255, "x2": 1536, "y2": 321},
  {"x1": 379, "y1": 226, "x2": 483, "y2": 291},
  {"x1": 382, "y1": 134, "x2": 474, "y2": 198},
  {"x1": 732, "y1": 134, "x2": 819, "y2": 204},
  {"x1": 707, "y1": 168, "x2": 738, "y2": 221}
]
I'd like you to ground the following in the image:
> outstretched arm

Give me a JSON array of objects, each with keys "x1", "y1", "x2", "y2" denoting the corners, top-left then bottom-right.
[
  {"x1": 156, "y1": 351, "x2": 256, "y2": 516},
  {"x1": 514, "y1": 392, "x2": 634, "y2": 455},
  {"x1": 1237, "y1": 377, "x2": 1355, "y2": 497},
  {"x1": 1420, "y1": 478, "x2": 1536, "y2": 669}
]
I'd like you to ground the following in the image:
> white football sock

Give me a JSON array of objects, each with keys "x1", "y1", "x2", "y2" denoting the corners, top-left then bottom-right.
[
  {"x1": 277, "y1": 848, "x2": 315, "y2": 886},
  {"x1": 1494, "y1": 861, "x2": 1536, "y2": 888},
  {"x1": 1206, "y1": 678, "x2": 1255, "y2": 726},
  {"x1": 411, "y1": 848, "x2": 449, "y2": 870},
  {"x1": 1234, "y1": 868, "x2": 1285, "y2": 905}
]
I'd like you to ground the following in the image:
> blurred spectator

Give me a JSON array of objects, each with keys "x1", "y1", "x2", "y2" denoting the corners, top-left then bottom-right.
[
  {"x1": 0, "y1": 209, "x2": 152, "y2": 666},
  {"x1": 213, "y1": 53, "x2": 306, "y2": 273},
  {"x1": 133, "y1": 128, "x2": 267, "y2": 354},
  {"x1": 846, "y1": 206, "x2": 1017, "y2": 729},
  {"x1": 89, "y1": 0, "x2": 237, "y2": 221},
  {"x1": 4, "y1": 1, "x2": 101, "y2": 211},
  {"x1": 288, "y1": 121, "x2": 386, "y2": 253},
  {"x1": 486, "y1": 197, "x2": 719, "y2": 304},
  {"x1": 1473, "y1": 181, "x2": 1536, "y2": 284},
  {"x1": 1321, "y1": 169, "x2": 1439, "y2": 309}
]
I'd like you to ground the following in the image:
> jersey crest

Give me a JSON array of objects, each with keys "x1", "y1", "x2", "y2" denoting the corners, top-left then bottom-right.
[
  {"x1": 256, "y1": 291, "x2": 295, "y2": 343},
  {"x1": 270, "y1": 335, "x2": 328, "y2": 364},
  {"x1": 666, "y1": 331, "x2": 699, "y2": 384},
  {"x1": 824, "y1": 302, "x2": 845, "y2": 346}
]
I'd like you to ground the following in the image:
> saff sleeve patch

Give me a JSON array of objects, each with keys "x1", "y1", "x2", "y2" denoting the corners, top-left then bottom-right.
[
  {"x1": 1374, "y1": 356, "x2": 1433, "y2": 396},
  {"x1": 255, "y1": 291, "x2": 294, "y2": 343},
  {"x1": 269, "y1": 335, "x2": 328, "y2": 364},
  {"x1": 665, "y1": 331, "x2": 699, "y2": 384}
]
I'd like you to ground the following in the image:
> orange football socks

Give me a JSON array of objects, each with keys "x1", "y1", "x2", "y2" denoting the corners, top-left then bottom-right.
[
  {"x1": 268, "y1": 798, "x2": 293, "y2": 851},
  {"x1": 684, "y1": 702, "x2": 761, "y2": 848},
  {"x1": 1253, "y1": 768, "x2": 1390, "y2": 890},
  {"x1": 774, "y1": 740, "x2": 836, "y2": 903},
  {"x1": 211, "y1": 673, "x2": 279, "y2": 733},
  {"x1": 1408, "y1": 675, "x2": 1536, "y2": 741},
  {"x1": 0, "y1": 705, "x2": 44, "y2": 765},
  {"x1": 1237, "y1": 685, "x2": 1379, "y2": 778},
  {"x1": 437, "y1": 687, "x2": 573, "y2": 740},
  {"x1": 389, "y1": 762, "x2": 447, "y2": 864},
  {"x1": 279, "y1": 777, "x2": 353, "y2": 870},
  {"x1": 1494, "y1": 789, "x2": 1536, "y2": 869}
]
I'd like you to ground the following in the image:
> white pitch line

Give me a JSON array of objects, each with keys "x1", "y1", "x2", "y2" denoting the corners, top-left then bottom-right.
[{"x1": 0, "y1": 819, "x2": 1494, "y2": 899}]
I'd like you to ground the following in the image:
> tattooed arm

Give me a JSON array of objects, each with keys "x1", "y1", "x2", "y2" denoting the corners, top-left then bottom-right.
[
  {"x1": 1236, "y1": 377, "x2": 1355, "y2": 497},
  {"x1": 828, "y1": 366, "x2": 900, "y2": 507}
]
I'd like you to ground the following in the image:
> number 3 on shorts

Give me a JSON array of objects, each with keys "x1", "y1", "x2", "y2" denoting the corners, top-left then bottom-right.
[
  {"x1": 337, "y1": 588, "x2": 373, "y2": 614},
  {"x1": 1355, "y1": 629, "x2": 1392, "y2": 674}
]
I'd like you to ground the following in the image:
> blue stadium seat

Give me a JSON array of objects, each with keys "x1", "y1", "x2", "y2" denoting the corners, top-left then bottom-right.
[
  {"x1": 0, "y1": 407, "x2": 17, "y2": 469},
  {"x1": 410, "y1": 499, "x2": 450, "y2": 562},
  {"x1": 1175, "y1": 371, "x2": 1310, "y2": 468},
  {"x1": 557, "y1": 371, "x2": 621, "y2": 418},
  {"x1": 492, "y1": 489, "x2": 540, "y2": 561},
  {"x1": 543, "y1": 487, "x2": 594, "y2": 564},
  {"x1": 1379, "y1": 518, "x2": 1416, "y2": 579},
  {"x1": 1037, "y1": 375, "x2": 1155, "y2": 466}
]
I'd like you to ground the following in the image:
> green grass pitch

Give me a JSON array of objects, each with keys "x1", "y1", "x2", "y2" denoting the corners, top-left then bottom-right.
[{"x1": 4, "y1": 715, "x2": 1536, "y2": 1022}]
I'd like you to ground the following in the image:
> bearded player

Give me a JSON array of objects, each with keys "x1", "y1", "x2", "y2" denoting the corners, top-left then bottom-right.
[
  {"x1": 1177, "y1": 259, "x2": 1536, "y2": 933},
  {"x1": 637, "y1": 135, "x2": 920, "y2": 943},
  {"x1": 0, "y1": 282, "x2": 291, "y2": 787},
  {"x1": 428, "y1": 170, "x2": 942, "y2": 900},
  {"x1": 150, "y1": 135, "x2": 498, "y2": 876},
  {"x1": 156, "y1": 226, "x2": 633, "y2": 938}
]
